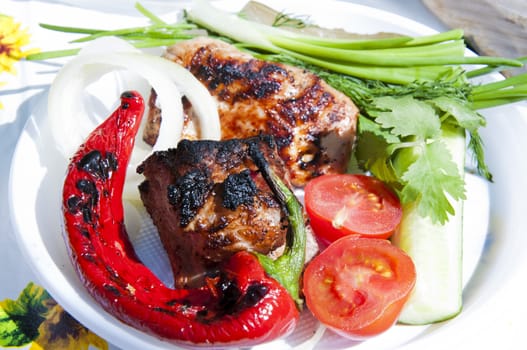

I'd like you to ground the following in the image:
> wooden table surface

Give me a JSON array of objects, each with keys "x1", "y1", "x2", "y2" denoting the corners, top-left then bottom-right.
[{"x1": 422, "y1": 0, "x2": 526, "y2": 76}]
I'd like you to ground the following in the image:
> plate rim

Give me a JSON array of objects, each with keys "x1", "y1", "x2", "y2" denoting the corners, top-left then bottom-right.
[{"x1": 8, "y1": 0, "x2": 527, "y2": 349}]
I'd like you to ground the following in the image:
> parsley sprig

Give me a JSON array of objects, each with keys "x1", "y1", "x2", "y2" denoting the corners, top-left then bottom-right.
[{"x1": 357, "y1": 95, "x2": 480, "y2": 224}]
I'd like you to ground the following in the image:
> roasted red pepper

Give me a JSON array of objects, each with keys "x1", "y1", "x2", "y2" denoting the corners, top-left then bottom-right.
[{"x1": 62, "y1": 91, "x2": 299, "y2": 346}]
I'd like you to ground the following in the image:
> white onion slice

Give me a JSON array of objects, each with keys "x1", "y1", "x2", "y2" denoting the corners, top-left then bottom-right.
[{"x1": 48, "y1": 37, "x2": 220, "y2": 200}]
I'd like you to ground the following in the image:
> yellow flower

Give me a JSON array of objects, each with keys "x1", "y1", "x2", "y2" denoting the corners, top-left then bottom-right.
[
  {"x1": 1, "y1": 14, "x2": 39, "y2": 109},
  {"x1": 0, "y1": 14, "x2": 38, "y2": 74}
]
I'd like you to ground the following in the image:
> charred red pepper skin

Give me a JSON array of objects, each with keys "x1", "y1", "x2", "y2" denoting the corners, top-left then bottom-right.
[{"x1": 62, "y1": 91, "x2": 299, "y2": 346}]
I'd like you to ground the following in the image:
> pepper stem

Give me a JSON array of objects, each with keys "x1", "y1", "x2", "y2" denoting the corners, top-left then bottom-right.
[{"x1": 250, "y1": 144, "x2": 306, "y2": 308}]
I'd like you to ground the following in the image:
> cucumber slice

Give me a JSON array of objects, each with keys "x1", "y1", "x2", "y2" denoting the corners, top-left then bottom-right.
[{"x1": 392, "y1": 125, "x2": 465, "y2": 325}]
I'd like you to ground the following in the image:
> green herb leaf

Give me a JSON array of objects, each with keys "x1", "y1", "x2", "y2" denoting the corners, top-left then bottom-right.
[
  {"x1": 355, "y1": 115, "x2": 399, "y2": 183},
  {"x1": 356, "y1": 95, "x2": 467, "y2": 223},
  {"x1": 371, "y1": 95, "x2": 441, "y2": 139},
  {"x1": 398, "y1": 140, "x2": 466, "y2": 223},
  {"x1": 429, "y1": 96, "x2": 492, "y2": 180},
  {"x1": 430, "y1": 96, "x2": 485, "y2": 131}
]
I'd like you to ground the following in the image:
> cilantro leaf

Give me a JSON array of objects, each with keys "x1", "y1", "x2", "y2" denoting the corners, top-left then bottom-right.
[
  {"x1": 430, "y1": 96, "x2": 485, "y2": 132},
  {"x1": 371, "y1": 95, "x2": 441, "y2": 139},
  {"x1": 354, "y1": 115, "x2": 399, "y2": 183},
  {"x1": 358, "y1": 113, "x2": 400, "y2": 144},
  {"x1": 356, "y1": 95, "x2": 469, "y2": 223},
  {"x1": 430, "y1": 96, "x2": 492, "y2": 181},
  {"x1": 398, "y1": 140, "x2": 466, "y2": 224}
]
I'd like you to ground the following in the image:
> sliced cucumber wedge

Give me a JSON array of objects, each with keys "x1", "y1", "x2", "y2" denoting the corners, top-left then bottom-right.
[{"x1": 392, "y1": 125, "x2": 465, "y2": 325}]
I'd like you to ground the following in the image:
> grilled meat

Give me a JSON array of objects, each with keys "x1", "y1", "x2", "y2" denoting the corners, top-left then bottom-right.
[
  {"x1": 144, "y1": 37, "x2": 359, "y2": 187},
  {"x1": 138, "y1": 135, "x2": 297, "y2": 288}
]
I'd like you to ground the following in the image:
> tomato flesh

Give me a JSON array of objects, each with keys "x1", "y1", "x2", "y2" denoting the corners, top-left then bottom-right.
[
  {"x1": 303, "y1": 236, "x2": 416, "y2": 340},
  {"x1": 304, "y1": 174, "x2": 402, "y2": 245}
]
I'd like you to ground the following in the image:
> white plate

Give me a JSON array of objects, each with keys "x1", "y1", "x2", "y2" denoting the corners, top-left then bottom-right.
[{"x1": 8, "y1": 1, "x2": 527, "y2": 349}]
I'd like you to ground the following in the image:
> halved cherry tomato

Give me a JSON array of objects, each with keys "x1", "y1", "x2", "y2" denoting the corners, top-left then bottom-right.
[
  {"x1": 303, "y1": 236, "x2": 416, "y2": 340},
  {"x1": 304, "y1": 174, "x2": 402, "y2": 245}
]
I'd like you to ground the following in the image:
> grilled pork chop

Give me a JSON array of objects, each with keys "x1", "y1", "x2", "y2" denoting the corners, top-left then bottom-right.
[
  {"x1": 138, "y1": 135, "x2": 304, "y2": 288},
  {"x1": 144, "y1": 37, "x2": 359, "y2": 187}
]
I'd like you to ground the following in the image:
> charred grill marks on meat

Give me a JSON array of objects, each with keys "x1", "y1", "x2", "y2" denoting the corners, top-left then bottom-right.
[
  {"x1": 137, "y1": 135, "x2": 291, "y2": 288},
  {"x1": 222, "y1": 169, "x2": 258, "y2": 211},
  {"x1": 167, "y1": 169, "x2": 213, "y2": 227},
  {"x1": 193, "y1": 52, "x2": 286, "y2": 101}
]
